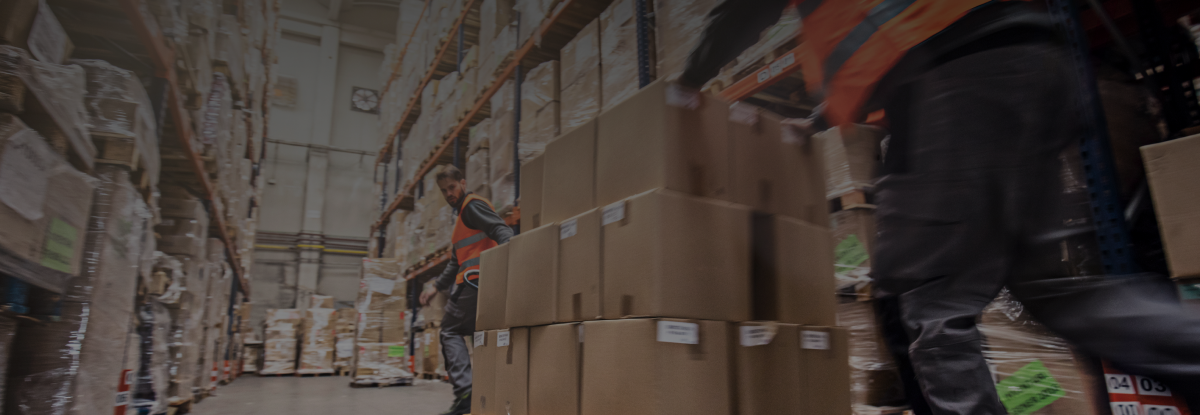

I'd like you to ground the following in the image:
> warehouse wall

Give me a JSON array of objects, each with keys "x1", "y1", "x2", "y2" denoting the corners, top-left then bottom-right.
[{"x1": 251, "y1": 0, "x2": 392, "y2": 327}]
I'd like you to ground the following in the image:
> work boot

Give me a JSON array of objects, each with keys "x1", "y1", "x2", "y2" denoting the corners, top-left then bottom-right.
[{"x1": 439, "y1": 392, "x2": 470, "y2": 415}]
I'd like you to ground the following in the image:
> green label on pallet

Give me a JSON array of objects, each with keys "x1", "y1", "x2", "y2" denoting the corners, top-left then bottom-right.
[
  {"x1": 995, "y1": 360, "x2": 1065, "y2": 415},
  {"x1": 388, "y1": 345, "x2": 406, "y2": 357},
  {"x1": 41, "y1": 218, "x2": 77, "y2": 273},
  {"x1": 834, "y1": 234, "x2": 868, "y2": 273},
  {"x1": 1179, "y1": 283, "x2": 1200, "y2": 301}
]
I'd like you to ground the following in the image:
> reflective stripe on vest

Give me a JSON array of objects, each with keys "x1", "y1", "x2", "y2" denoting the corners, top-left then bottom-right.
[
  {"x1": 452, "y1": 193, "x2": 499, "y2": 284},
  {"x1": 791, "y1": 0, "x2": 1019, "y2": 125}
]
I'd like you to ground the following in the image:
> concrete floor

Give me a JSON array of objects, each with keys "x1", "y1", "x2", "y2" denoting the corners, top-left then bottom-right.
[{"x1": 191, "y1": 376, "x2": 454, "y2": 415}]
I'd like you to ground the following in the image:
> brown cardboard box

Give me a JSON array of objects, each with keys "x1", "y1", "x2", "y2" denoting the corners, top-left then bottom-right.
[
  {"x1": 381, "y1": 309, "x2": 408, "y2": 343},
  {"x1": 557, "y1": 209, "x2": 602, "y2": 322},
  {"x1": 596, "y1": 80, "x2": 730, "y2": 206},
  {"x1": 472, "y1": 330, "x2": 499, "y2": 415},
  {"x1": 581, "y1": 319, "x2": 734, "y2": 415},
  {"x1": 1142, "y1": 134, "x2": 1200, "y2": 279},
  {"x1": 298, "y1": 309, "x2": 336, "y2": 374},
  {"x1": 521, "y1": 60, "x2": 560, "y2": 119},
  {"x1": 561, "y1": 19, "x2": 600, "y2": 89},
  {"x1": 520, "y1": 154, "x2": 545, "y2": 228},
  {"x1": 543, "y1": 119, "x2": 597, "y2": 224},
  {"x1": 602, "y1": 189, "x2": 751, "y2": 321},
  {"x1": 354, "y1": 342, "x2": 412, "y2": 380},
  {"x1": 730, "y1": 106, "x2": 829, "y2": 226},
  {"x1": 599, "y1": 0, "x2": 650, "y2": 111},
  {"x1": 817, "y1": 124, "x2": 885, "y2": 199},
  {"x1": 0, "y1": 0, "x2": 38, "y2": 48},
  {"x1": 311, "y1": 294, "x2": 335, "y2": 308},
  {"x1": 838, "y1": 301, "x2": 906, "y2": 407},
  {"x1": 262, "y1": 309, "x2": 302, "y2": 375},
  {"x1": 752, "y1": 215, "x2": 837, "y2": 326},
  {"x1": 562, "y1": 67, "x2": 602, "y2": 131},
  {"x1": 653, "y1": 0, "x2": 721, "y2": 80},
  {"x1": 421, "y1": 328, "x2": 442, "y2": 376},
  {"x1": 506, "y1": 224, "x2": 559, "y2": 327},
  {"x1": 529, "y1": 323, "x2": 581, "y2": 415},
  {"x1": 477, "y1": 244, "x2": 511, "y2": 330},
  {"x1": 495, "y1": 327, "x2": 530, "y2": 415},
  {"x1": 737, "y1": 323, "x2": 850, "y2": 415}
]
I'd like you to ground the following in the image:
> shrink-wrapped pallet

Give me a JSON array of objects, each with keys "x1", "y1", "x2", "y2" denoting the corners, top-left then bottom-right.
[{"x1": 298, "y1": 309, "x2": 337, "y2": 374}]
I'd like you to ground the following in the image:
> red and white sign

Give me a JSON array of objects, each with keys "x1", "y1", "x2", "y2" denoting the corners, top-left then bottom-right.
[
  {"x1": 114, "y1": 369, "x2": 132, "y2": 415},
  {"x1": 1103, "y1": 361, "x2": 1190, "y2": 415}
]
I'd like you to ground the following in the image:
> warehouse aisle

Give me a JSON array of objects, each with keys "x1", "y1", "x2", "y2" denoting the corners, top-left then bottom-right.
[{"x1": 191, "y1": 377, "x2": 452, "y2": 415}]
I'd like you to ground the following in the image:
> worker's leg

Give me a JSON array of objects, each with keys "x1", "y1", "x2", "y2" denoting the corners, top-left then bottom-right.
[
  {"x1": 872, "y1": 297, "x2": 933, "y2": 415},
  {"x1": 440, "y1": 284, "x2": 478, "y2": 407},
  {"x1": 874, "y1": 40, "x2": 1077, "y2": 415}
]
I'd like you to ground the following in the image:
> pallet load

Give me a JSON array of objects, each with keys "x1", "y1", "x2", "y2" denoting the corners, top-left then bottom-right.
[
  {"x1": 334, "y1": 308, "x2": 357, "y2": 374},
  {"x1": 298, "y1": 308, "x2": 337, "y2": 375},
  {"x1": 75, "y1": 59, "x2": 160, "y2": 188},
  {"x1": 6, "y1": 165, "x2": 154, "y2": 415},
  {"x1": 261, "y1": 309, "x2": 302, "y2": 375},
  {"x1": 353, "y1": 258, "x2": 413, "y2": 386},
  {"x1": 472, "y1": 77, "x2": 849, "y2": 415}
]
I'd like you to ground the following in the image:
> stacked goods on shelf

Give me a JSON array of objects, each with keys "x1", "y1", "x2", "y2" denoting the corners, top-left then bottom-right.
[
  {"x1": 701, "y1": 7, "x2": 800, "y2": 91},
  {"x1": 138, "y1": 301, "x2": 174, "y2": 413},
  {"x1": 0, "y1": 45, "x2": 95, "y2": 170},
  {"x1": 0, "y1": 113, "x2": 95, "y2": 274},
  {"x1": 467, "y1": 120, "x2": 492, "y2": 198},
  {"x1": 477, "y1": 0, "x2": 515, "y2": 90},
  {"x1": 417, "y1": 327, "x2": 445, "y2": 378},
  {"x1": 472, "y1": 81, "x2": 850, "y2": 415},
  {"x1": 515, "y1": 0, "x2": 557, "y2": 47},
  {"x1": 353, "y1": 258, "x2": 413, "y2": 385},
  {"x1": 7, "y1": 165, "x2": 155, "y2": 415},
  {"x1": 489, "y1": 80, "x2": 517, "y2": 211},
  {"x1": 652, "y1": 0, "x2": 721, "y2": 81},
  {"x1": 560, "y1": 18, "x2": 600, "y2": 131},
  {"x1": 200, "y1": 239, "x2": 234, "y2": 389},
  {"x1": 599, "y1": 0, "x2": 645, "y2": 112},
  {"x1": 417, "y1": 280, "x2": 448, "y2": 328},
  {"x1": 298, "y1": 308, "x2": 337, "y2": 374},
  {"x1": 76, "y1": 60, "x2": 160, "y2": 188},
  {"x1": 0, "y1": 317, "x2": 14, "y2": 410},
  {"x1": 261, "y1": 309, "x2": 302, "y2": 375},
  {"x1": 334, "y1": 308, "x2": 358, "y2": 373},
  {"x1": 519, "y1": 60, "x2": 560, "y2": 165},
  {"x1": 817, "y1": 125, "x2": 886, "y2": 201}
]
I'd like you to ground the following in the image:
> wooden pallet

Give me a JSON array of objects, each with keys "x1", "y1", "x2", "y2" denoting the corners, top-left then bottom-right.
[
  {"x1": 166, "y1": 397, "x2": 193, "y2": 415},
  {"x1": 349, "y1": 377, "x2": 414, "y2": 388},
  {"x1": 258, "y1": 372, "x2": 296, "y2": 377},
  {"x1": 829, "y1": 188, "x2": 875, "y2": 213},
  {"x1": 295, "y1": 371, "x2": 337, "y2": 377}
]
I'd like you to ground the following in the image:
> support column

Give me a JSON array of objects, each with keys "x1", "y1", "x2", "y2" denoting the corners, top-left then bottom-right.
[{"x1": 296, "y1": 25, "x2": 341, "y2": 306}]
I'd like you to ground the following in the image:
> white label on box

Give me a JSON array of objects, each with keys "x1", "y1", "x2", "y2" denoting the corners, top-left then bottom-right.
[
  {"x1": 560, "y1": 219, "x2": 578, "y2": 239},
  {"x1": 28, "y1": 1, "x2": 67, "y2": 64},
  {"x1": 1105, "y1": 374, "x2": 1136, "y2": 394},
  {"x1": 602, "y1": 201, "x2": 625, "y2": 225},
  {"x1": 1135, "y1": 376, "x2": 1173, "y2": 396},
  {"x1": 801, "y1": 330, "x2": 830, "y2": 350},
  {"x1": 739, "y1": 326, "x2": 774, "y2": 347},
  {"x1": 0, "y1": 130, "x2": 54, "y2": 221},
  {"x1": 1109, "y1": 402, "x2": 1139, "y2": 415},
  {"x1": 365, "y1": 276, "x2": 396, "y2": 295},
  {"x1": 657, "y1": 321, "x2": 699, "y2": 345},
  {"x1": 1144, "y1": 405, "x2": 1182, "y2": 415},
  {"x1": 474, "y1": 331, "x2": 486, "y2": 347},
  {"x1": 336, "y1": 338, "x2": 354, "y2": 357},
  {"x1": 114, "y1": 391, "x2": 129, "y2": 406},
  {"x1": 497, "y1": 330, "x2": 511, "y2": 347}
]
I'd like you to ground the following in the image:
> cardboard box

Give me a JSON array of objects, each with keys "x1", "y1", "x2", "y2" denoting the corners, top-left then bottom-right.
[
  {"x1": 752, "y1": 215, "x2": 836, "y2": 326},
  {"x1": 477, "y1": 244, "x2": 510, "y2": 331},
  {"x1": 602, "y1": 189, "x2": 751, "y2": 321},
  {"x1": 596, "y1": 80, "x2": 730, "y2": 206},
  {"x1": 543, "y1": 119, "x2": 596, "y2": 224},
  {"x1": 817, "y1": 124, "x2": 885, "y2": 199},
  {"x1": 737, "y1": 323, "x2": 850, "y2": 415},
  {"x1": 311, "y1": 294, "x2": 335, "y2": 309},
  {"x1": 562, "y1": 19, "x2": 600, "y2": 88},
  {"x1": 561, "y1": 66, "x2": 602, "y2": 131},
  {"x1": 26, "y1": 1, "x2": 73, "y2": 64},
  {"x1": 472, "y1": 330, "x2": 499, "y2": 415},
  {"x1": 581, "y1": 319, "x2": 734, "y2": 415},
  {"x1": 529, "y1": 323, "x2": 581, "y2": 415},
  {"x1": 557, "y1": 209, "x2": 601, "y2": 322},
  {"x1": 262, "y1": 309, "x2": 302, "y2": 375},
  {"x1": 495, "y1": 327, "x2": 530, "y2": 415},
  {"x1": 0, "y1": 0, "x2": 38, "y2": 49},
  {"x1": 354, "y1": 342, "x2": 412, "y2": 380},
  {"x1": 654, "y1": 0, "x2": 721, "y2": 80},
  {"x1": 298, "y1": 309, "x2": 336, "y2": 374},
  {"x1": 521, "y1": 60, "x2": 560, "y2": 119},
  {"x1": 520, "y1": 154, "x2": 544, "y2": 228},
  {"x1": 730, "y1": 106, "x2": 829, "y2": 226},
  {"x1": 599, "y1": 0, "x2": 649, "y2": 111},
  {"x1": 506, "y1": 224, "x2": 559, "y2": 327},
  {"x1": 838, "y1": 300, "x2": 906, "y2": 406},
  {"x1": 1143, "y1": 134, "x2": 1200, "y2": 279},
  {"x1": 420, "y1": 328, "x2": 443, "y2": 375}
]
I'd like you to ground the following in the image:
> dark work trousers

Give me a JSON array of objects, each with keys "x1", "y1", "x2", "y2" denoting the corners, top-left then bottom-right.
[
  {"x1": 872, "y1": 41, "x2": 1200, "y2": 414},
  {"x1": 440, "y1": 282, "x2": 478, "y2": 399}
]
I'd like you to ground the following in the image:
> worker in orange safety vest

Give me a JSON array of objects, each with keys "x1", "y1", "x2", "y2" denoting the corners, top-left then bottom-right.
[
  {"x1": 420, "y1": 165, "x2": 512, "y2": 415},
  {"x1": 676, "y1": 1, "x2": 1200, "y2": 414}
]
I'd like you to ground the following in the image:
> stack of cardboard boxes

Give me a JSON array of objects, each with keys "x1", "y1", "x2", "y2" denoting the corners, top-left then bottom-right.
[
  {"x1": 471, "y1": 80, "x2": 849, "y2": 415},
  {"x1": 416, "y1": 280, "x2": 448, "y2": 378},
  {"x1": 298, "y1": 296, "x2": 337, "y2": 375},
  {"x1": 261, "y1": 309, "x2": 302, "y2": 375},
  {"x1": 334, "y1": 308, "x2": 358, "y2": 373},
  {"x1": 353, "y1": 258, "x2": 413, "y2": 385}
]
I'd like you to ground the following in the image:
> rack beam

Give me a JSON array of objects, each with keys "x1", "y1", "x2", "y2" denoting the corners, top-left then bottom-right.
[
  {"x1": 118, "y1": 0, "x2": 252, "y2": 297},
  {"x1": 719, "y1": 46, "x2": 801, "y2": 102}
]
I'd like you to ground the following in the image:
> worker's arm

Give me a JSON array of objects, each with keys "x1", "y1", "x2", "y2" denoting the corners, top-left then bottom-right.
[
  {"x1": 678, "y1": 0, "x2": 791, "y2": 90},
  {"x1": 461, "y1": 200, "x2": 513, "y2": 245},
  {"x1": 432, "y1": 249, "x2": 459, "y2": 293}
]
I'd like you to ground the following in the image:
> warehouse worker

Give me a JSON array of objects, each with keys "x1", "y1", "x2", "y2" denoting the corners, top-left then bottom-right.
[
  {"x1": 678, "y1": 1, "x2": 1200, "y2": 413},
  {"x1": 419, "y1": 165, "x2": 513, "y2": 415}
]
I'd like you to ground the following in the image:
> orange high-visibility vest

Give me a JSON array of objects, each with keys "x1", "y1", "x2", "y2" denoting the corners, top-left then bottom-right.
[
  {"x1": 792, "y1": 0, "x2": 1029, "y2": 126},
  {"x1": 452, "y1": 193, "x2": 499, "y2": 284}
]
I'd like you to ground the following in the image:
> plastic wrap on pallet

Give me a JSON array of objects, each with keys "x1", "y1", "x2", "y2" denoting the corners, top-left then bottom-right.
[
  {"x1": 518, "y1": 101, "x2": 559, "y2": 163},
  {"x1": 469, "y1": 118, "x2": 492, "y2": 155},
  {"x1": 75, "y1": 60, "x2": 160, "y2": 186},
  {"x1": 488, "y1": 112, "x2": 515, "y2": 180},
  {"x1": 817, "y1": 125, "x2": 886, "y2": 200},
  {"x1": 490, "y1": 173, "x2": 515, "y2": 214},
  {"x1": 146, "y1": 0, "x2": 186, "y2": 43},
  {"x1": 521, "y1": 61, "x2": 559, "y2": 116},
  {"x1": 298, "y1": 309, "x2": 336, "y2": 374},
  {"x1": 599, "y1": 0, "x2": 642, "y2": 112},
  {"x1": 515, "y1": 0, "x2": 557, "y2": 47},
  {"x1": 8, "y1": 165, "x2": 151, "y2": 415},
  {"x1": 132, "y1": 302, "x2": 171, "y2": 415},
  {"x1": 467, "y1": 149, "x2": 490, "y2": 198},
  {"x1": 0, "y1": 45, "x2": 28, "y2": 113},
  {"x1": 490, "y1": 79, "x2": 515, "y2": 118},
  {"x1": 199, "y1": 73, "x2": 232, "y2": 160},
  {"x1": 214, "y1": 15, "x2": 245, "y2": 87},
  {"x1": 837, "y1": 301, "x2": 906, "y2": 407},
  {"x1": 980, "y1": 289, "x2": 1094, "y2": 414},
  {"x1": 261, "y1": 309, "x2": 301, "y2": 375},
  {"x1": 354, "y1": 343, "x2": 412, "y2": 383},
  {"x1": 334, "y1": 309, "x2": 357, "y2": 370},
  {"x1": 652, "y1": 0, "x2": 719, "y2": 80},
  {"x1": 183, "y1": 0, "x2": 219, "y2": 44},
  {"x1": 2, "y1": 46, "x2": 96, "y2": 165},
  {"x1": 0, "y1": 114, "x2": 97, "y2": 276}
]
